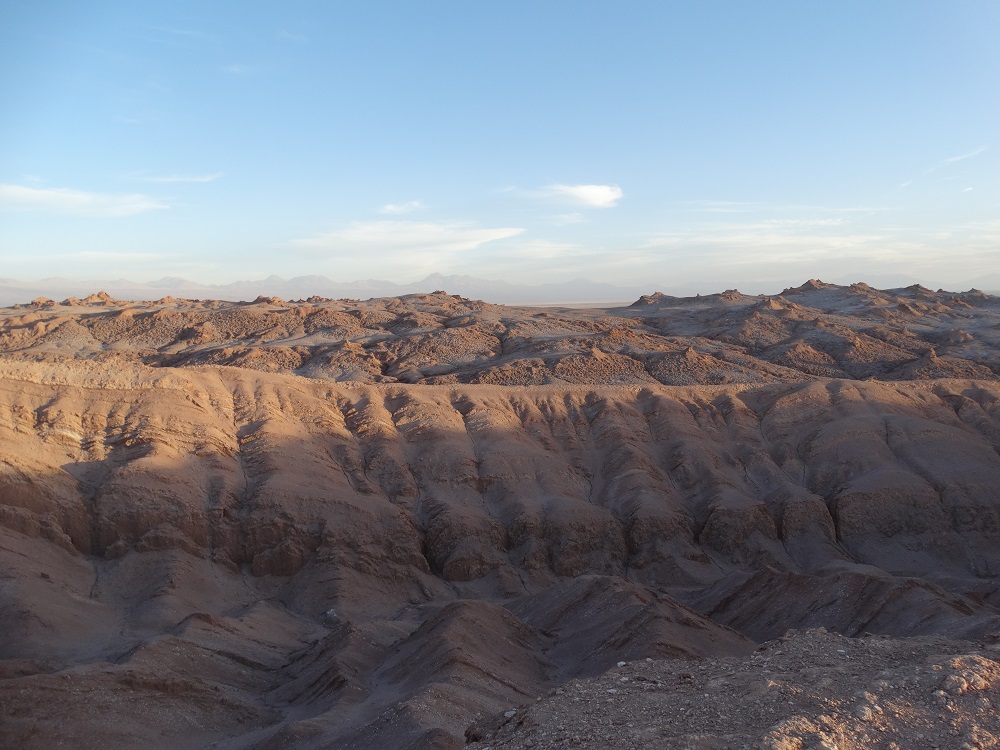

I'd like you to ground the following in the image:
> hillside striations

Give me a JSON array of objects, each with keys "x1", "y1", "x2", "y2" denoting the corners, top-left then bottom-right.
[{"x1": 2, "y1": 282, "x2": 1000, "y2": 749}]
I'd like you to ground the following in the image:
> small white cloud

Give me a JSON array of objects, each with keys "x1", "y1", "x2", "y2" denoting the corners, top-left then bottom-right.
[
  {"x1": 963, "y1": 187, "x2": 974, "y2": 192},
  {"x1": 222, "y1": 64, "x2": 249, "y2": 74},
  {"x1": 131, "y1": 172, "x2": 223, "y2": 184},
  {"x1": 542, "y1": 183, "x2": 623, "y2": 208},
  {"x1": 0, "y1": 184, "x2": 167, "y2": 218},
  {"x1": 378, "y1": 200, "x2": 424, "y2": 215}
]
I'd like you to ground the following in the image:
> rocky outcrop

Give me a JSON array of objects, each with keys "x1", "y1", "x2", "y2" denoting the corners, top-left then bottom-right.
[{"x1": 3, "y1": 283, "x2": 999, "y2": 386}]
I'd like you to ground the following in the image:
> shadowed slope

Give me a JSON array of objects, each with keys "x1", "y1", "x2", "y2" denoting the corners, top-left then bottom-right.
[{"x1": 2, "y1": 359, "x2": 1000, "y2": 747}]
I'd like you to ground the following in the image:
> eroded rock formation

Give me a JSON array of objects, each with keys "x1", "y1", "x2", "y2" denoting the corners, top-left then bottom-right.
[{"x1": 2, "y1": 284, "x2": 1000, "y2": 748}]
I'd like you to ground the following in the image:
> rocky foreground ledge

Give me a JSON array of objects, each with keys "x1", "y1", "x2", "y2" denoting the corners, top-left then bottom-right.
[{"x1": 469, "y1": 628, "x2": 1000, "y2": 750}]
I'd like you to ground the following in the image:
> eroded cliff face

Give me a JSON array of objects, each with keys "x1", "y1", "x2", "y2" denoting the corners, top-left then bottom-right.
[{"x1": 2, "y1": 359, "x2": 1000, "y2": 748}]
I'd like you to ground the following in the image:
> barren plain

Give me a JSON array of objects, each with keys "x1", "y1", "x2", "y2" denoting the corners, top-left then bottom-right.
[{"x1": 2, "y1": 280, "x2": 1000, "y2": 749}]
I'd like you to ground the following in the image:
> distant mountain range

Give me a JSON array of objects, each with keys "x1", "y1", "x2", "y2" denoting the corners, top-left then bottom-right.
[{"x1": 1, "y1": 272, "x2": 997, "y2": 308}]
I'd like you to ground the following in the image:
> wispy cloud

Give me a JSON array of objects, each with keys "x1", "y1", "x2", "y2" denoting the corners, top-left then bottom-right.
[
  {"x1": 130, "y1": 172, "x2": 223, "y2": 184},
  {"x1": 638, "y1": 217, "x2": 1000, "y2": 286},
  {"x1": 136, "y1": 24, "x2": 217, "y2": 47},
  {"x1": 0, "y1": 184, "x2": 167, "y2": 218},
  {"x1": 464, "y1": 240, "x2": 593, "y2": 280},
  {"x1": 290, "y1": 220, "x2": 523, "y2": 254},
  {"x1": 640, "y1": 212, "x2": 895, "y2": 267},
  {"x1": 548, "y1": 212, "x2": 587, "y2": 226},
  {"x1": 378, "y1": 200, "x2": 424, "y2": 215},
  {"x1": 935, "y1": 146, "x2": 988, "y2": 170},
  {"x1": 644, "y1": 229, "x2": 884, "y2": 255},
  {"x1": 750, "y1": 218, "x2": 848, "y2": 228},
  {"x1": 900, "y1": 146, "x2": 988, "y2": 188},
  {"x1": 277, "y1": 29, "x2": 308, "y2": 44},
  {"x1": 678, "y1": 200, "x2": 763, "y2": 213},
  {"x1": 59, "y1": 251, "x2": 171, "y2": 262},
  {"x1": 489, "y1": 239, "x2": 583, "y2": 260},
  {"x1": 140, "y1": 24, "x2": 211, "y2": 40},
  {"x1": 540, "y1": 183, "x2": 623, "y2": 208},
  {"x1": 222, "y1": 64, "x2": 249, "y2": 75},
  {"x1": 677, "y1": 200, "x2": 882, "y2": 214},
  {"x1": 287, "y1": 220, "x2": 524, "y2": 279}
]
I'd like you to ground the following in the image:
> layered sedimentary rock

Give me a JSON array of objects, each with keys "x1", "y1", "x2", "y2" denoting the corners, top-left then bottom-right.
[{"x1": 2, "y1": 354, "x2": 1000, "y2": 748}]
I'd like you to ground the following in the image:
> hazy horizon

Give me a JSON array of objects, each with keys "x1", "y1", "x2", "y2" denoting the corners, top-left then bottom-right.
[
  {"x1": 2, "y1": 2, "x2": 998, "y2": 288},
  {"x1": 3, "y1": 268, "x2": 1000, "y2": 311}
]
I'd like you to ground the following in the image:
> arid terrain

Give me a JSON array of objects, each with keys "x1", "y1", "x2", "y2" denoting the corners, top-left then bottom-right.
[{"x1": 2, "y1": 281, "x2": 1000, "y2": 749}]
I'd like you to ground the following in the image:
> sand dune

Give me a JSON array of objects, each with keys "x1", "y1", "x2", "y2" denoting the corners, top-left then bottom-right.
[{"x1": 2, "y1": 283, "x2": 1000, "y2": 748}]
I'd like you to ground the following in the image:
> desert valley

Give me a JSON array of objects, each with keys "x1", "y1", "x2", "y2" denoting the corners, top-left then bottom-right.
[{"x1": 3, "y1": 280, "x2": 1000, "y2": 749}]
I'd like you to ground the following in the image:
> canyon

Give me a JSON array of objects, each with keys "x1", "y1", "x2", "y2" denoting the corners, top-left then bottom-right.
[{"x1": 2, "y1": 281, "x2": 1000, "y2": 749}]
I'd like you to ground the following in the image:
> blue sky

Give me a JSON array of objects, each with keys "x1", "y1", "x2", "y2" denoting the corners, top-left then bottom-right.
[{"x1": 1, "y1": 1, "x2": 998, "y2": 292}]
